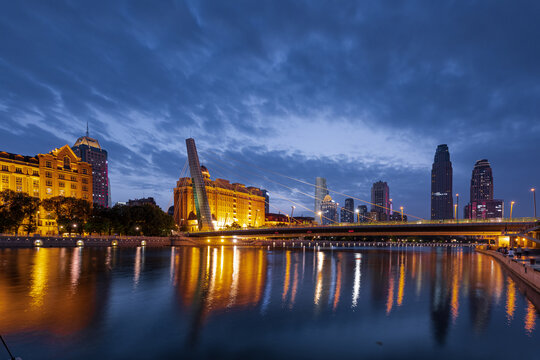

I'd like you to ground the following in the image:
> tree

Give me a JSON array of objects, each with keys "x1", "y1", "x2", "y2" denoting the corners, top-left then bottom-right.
[
  {"x1": 42, "y1": 196, "x2": 92, "y2": 235},
  {"x1": 0, "y1": 190, "x2": 40, "y2": 234}
]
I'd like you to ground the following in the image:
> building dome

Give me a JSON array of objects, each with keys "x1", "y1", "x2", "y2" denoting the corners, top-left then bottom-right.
[
  {"x1": 73, "y1": 136, "x2": 102, "y2": 150},
  {"x1": 200, "y1": 165, "x2": 210, "y2": 179},
  {"x1": 323, "y1": 194, "x2": 333, "y2": 202}
]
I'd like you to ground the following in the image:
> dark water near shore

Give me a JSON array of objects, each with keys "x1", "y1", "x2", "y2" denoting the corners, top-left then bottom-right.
[{"x1": 0, "y1": 246, "x2": 538, "y2": 359}]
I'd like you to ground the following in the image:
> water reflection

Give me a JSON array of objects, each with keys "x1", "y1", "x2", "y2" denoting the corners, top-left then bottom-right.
[{"x1": 0, "y1": 246, "x2": 539, "y2": 359}]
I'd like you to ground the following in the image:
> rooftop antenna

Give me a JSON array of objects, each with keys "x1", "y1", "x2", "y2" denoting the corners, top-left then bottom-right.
[{"x1": 86, "y1": 122, "x2": 89, "y2": 137}]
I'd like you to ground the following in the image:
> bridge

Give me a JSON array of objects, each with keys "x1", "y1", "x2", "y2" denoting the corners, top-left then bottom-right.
[{"x1": 184, "y1": 218, "x2": 540, "y2": 247}]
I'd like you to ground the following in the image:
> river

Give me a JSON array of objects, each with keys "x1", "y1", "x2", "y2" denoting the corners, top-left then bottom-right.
[{"x1": 0, "y1": 245, "x2": 538, "y2": 359}]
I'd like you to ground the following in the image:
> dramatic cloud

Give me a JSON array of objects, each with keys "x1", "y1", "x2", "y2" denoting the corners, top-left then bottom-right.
[{"x1": 1, "y1": 0, "x2": 539, "y2": 218}]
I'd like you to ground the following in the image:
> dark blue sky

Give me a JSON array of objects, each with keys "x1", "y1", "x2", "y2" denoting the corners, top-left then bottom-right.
[{"x1": 1, "y1": 1, "x2": 539, "y2": 219}]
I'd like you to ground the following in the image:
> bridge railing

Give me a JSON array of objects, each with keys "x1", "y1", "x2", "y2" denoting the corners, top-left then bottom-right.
[{"x1": 187, "y1": 217, "x2": 538, "y2": 233}]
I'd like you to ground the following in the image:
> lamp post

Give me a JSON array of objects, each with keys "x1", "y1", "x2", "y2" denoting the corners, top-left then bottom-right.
[
  {"x1": 532, "y1": 188, "x2": 537, "y2": 218},
  {"x1": 455, "y1": 193, "x2": 459, "y2": 223},
  {"x1": 399, "y1": 206, "x2": 404, "y2": 222},
  {"x1": 355, "y1": 208, "x2": 359, "y2": 223},
  {"x1": 317, "y1": 211, "x2": 322, "y2": 225},
  {"x1": 510, "y1": 201, "x2": 515, "y2": 219}
]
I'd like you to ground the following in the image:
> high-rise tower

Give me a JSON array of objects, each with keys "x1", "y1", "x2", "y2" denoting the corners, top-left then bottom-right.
[
  {"x1": 341, "y1": 198, "x2": 354, "y2": 223},
  {"x1": 371, "y1": 181, "x2": 390, "y2": 221},
  {"x1": 314, "y1": 177, "x2": 329, "y2": 214},
  {"x1": 464, "y1": 159, "x2": 503, "y2": 219},
  {"x1": 431, "y1": 144, "x2": 453, "y2": 220},
  {"x1": 72, "y1": 124, "x2": 109, "y2": 208}
]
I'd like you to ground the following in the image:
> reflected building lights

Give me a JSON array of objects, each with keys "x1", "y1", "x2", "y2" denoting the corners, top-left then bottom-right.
[
  {"x1": 30, "y1": 248, "x2": 48, "y2": 308},
  {"x1": 70, "y1": 247, "x2": 82, "y2": 294},
  {"x1": 397, "y1": 258, "x2": 405, "y2": 306},
  {"x1": 314, "y1": 251, "x2": 325, "y2": 305},
  {"x1": 283, "y1": 251, "x2": 291, "y2": 302},
  {"x1": 333, "y1": 254, "x2": 342, "y2": 311},
  {"x1": 524, "y1": 300, "x2": 537, "y2": 335},
  {"x1": 506, "y1": 277, "x2": 516, "y2": 323},
  {"x1": 352, "y1": 255, "x2": 361, "y2": 308}
]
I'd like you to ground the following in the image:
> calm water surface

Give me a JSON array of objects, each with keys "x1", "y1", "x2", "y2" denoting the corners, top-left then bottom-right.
[{"x1": 0, "y1": 246, "x2": 538, "y2": 359}]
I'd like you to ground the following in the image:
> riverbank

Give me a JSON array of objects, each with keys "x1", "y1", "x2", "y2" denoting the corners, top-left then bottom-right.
[{"x1": 476, "y1": 248, "x2": 540, "y2": 294}]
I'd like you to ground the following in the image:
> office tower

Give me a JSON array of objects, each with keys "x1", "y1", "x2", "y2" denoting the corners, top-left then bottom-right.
[
  {"x1": 431, "y1": 144, "x2": 453, "y2": 220},
  {"x1": 357, "y1": 205, "x2": 368, "y2": 222},
  {"x1": 314, "y1": 177, "x2": 329, "y2": 214},
  {"x1": 320, "y1": 194, "x2": 338, "y2": 225},
  {"x1": 341, "y1": 198, "x2": 354, "y2": 223},
  {"x1": 261, "y1": 189, "x2": 270, "y2": 214},
  {"x1": 371, "y1": 181, "x2": 390, "y2": 221},
  {"x1": 72, "y1": 125, "x2": 109, "y2": 208},
  {"x1": 464, "y1": 159, "x2": 503, "y2": 219}
]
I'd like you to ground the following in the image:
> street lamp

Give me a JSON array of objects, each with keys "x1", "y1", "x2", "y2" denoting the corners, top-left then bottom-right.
[
  {"x1": 532, "y1": 188, "x2": 537, "y2": 218},
  {"x1": 399, "y1": 206, "x2": 404, "y2": 222},
  {"x1": 510, "y1": 201, "x2": 515, "y2": 219},
  {"x1": 455, "y1": 193, "x2": 459, "y2": 222},
  {"x1": 317, "y1": 211, "x2": 322, "y2": 225},
  {"x1": 355, "y1": 208, "x2": 359, "y2": 223}
]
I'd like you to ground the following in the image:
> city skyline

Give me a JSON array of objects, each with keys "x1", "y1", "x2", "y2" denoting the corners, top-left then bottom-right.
[{"x1": 1, "y1": 1, "x2": 539, "y2": 218}]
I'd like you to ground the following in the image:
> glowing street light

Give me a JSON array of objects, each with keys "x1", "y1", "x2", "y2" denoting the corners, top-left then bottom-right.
[
  {"x1": 455, "y1": 193, "x2": 459, "y2": 223},
  {"x1": 399, "y1": 206, "x2": 404, "y2": 222},
  {"x1": 317, "y1": 211, "x2": 322, "y2": 225},
  {"x1": 355, "y1": 208, "x2": 360, "y2": 223},
  {"x1": 532, "y1": 188, "x2": 537, "y2": 218},
  {"x1": 510, "y1": 201, "x2": 515, "y2": 219}
]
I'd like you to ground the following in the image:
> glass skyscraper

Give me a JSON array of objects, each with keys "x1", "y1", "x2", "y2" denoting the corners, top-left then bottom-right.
[
  {"x1": 371, "y1": 181, "x2": 390, "y2": 221},
  {"x1": 464, "y1": 159, "x2": 503, "y2": 219},
  {"x1": 431, "y1": 144, "x2": 453, "y2": 220},
  {"x1": 314, "y1": 177, "x2": 329, "y2": 214},
  {"x1": 72, "y1": 126, "x2": 110, "y2": 208}
]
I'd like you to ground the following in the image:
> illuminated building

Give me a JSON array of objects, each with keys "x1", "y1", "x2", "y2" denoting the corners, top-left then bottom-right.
[
  {"x1": 371, "y1": 181, "x2": 390, "y2": 221},
  {"x1": 173, "y1": 166, "x2": 265, "y2": 231},
  {"x1": 262, "y1": 189, "x2": 270, "y2": 214},
  {"x1": 0, "y1": 145, "x2": 93, "y2": 234},
  {"x1": 357, "y1": 205, "x2": 368, "y2": 222},
  {"x1": 314, "y1": 177, "x2": 329, "y2": 214},
  {"x1": 341, "y1": 198, "x2": 354, "y2": 223},
  {"x1": 127, "y1": 197, "x2": 157, "y2": 207},
  {"x1": 320, "y1": 194, "x2": 338, "y2": 225},
  {"x1": 72, "y1": 126, "x2": 109, "y2": 208},
  {"x1": 264, "y1": 213, "x2": 315, "y2": 226},
  {"x1": 431, "y1": 144, "x2": 453, "y2": 220},
  {"x1": 464, "y1": 159, "x2": 504, "y2": 219}
]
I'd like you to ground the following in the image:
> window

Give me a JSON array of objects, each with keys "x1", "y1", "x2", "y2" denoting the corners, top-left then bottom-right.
[
  {"x1": 15, "y1": 167, "x2": 22, "y2": 174},
  {"x1": 82, "y1": 185, "x2": 88, "y2": 192},
  {"x1": 46, "y1": 180, "x2": 52, "y2": 186},
  {"x1": 59, "y1": 181, "x2": 65, "y2": 188},
  {"x1": 33, "y1": 180, "x2": 39, "y2": 188},
  {"x1": 71, "y1": 176, "x2": 77, "y2": 181},
  {"x1": 45, "y1": 172, "x2": 52, "y2": 178},
  {"x1": 83, "y1": 194, "x2": 88, "y2": 200},
  {"x1": 2, "y1": 165, "x2": 8, "y2": 171},
  {"x1": 63, "y1": 156, "x2": 70, "y2": 169},
  {"x1": 71, "y1": 184, "x2": 76, "y2": 189},
  {"x1": 82, "y1": 169, "x2": 87, "y2": 174},
  {"x1": 15, "y1": 177, "x2": 22, "y2": 185},
  {"x1": 58, "y1": 174, "x2": 65, "y2": 180},
  {"x1": 1, "y1": 175, "x2": 8, "y2": 190},
  {"x1": 32, "y1": 170, "x2": 39, "y2": 176},
  {"x1": 59, "y1": 189, "x2": 65, "y2": 196},
  {"x1": 45, "y1": 161, "x2": 52, "y2": 168},
  {"x1": 82, "y1": 178, "x2": 88, "y2": 184}
]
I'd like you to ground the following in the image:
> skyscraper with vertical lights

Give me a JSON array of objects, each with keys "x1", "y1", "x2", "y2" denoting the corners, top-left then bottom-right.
[
  {"x1": 464, "y1": 159, "x2": 503, "y2": 219},
  {"x1": 431, "y1": 144, "x2": 453, "y2": 220},
  {"x1": 72, "y1": 124, "x2": 109, "y2": 208}
]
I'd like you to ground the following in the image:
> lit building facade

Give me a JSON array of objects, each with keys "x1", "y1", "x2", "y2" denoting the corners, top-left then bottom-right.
[
  {"x1": 464, "y1": 159, "x2": 503, "y2": 219},
  {"x1": 431, "y1": 144, "x2": 453, "y2": 220},
  {"x1": 174, "y1": 166, "x2": 265, "y2": 231},
  {"x1": 357, "y1": 205, "x2": 368, "y2": 222},
  {"x1": 371, "y1": 181, "x2": 390, "y2": 221},
  {"x1": 0, "y1": 145, "x2": 93, "y2": 234},
  {"x1": 341, "y1": 198, "x2": 354, "y2": 223},
  {"x1": 320, "y1": 194, "x2": 338, "y2": 225},
  {"x1": 72, "y1": 129, "x2": 109, "y2": 208},
  {"x1": 314, "y1": 177, "x2": 329, "y2": 214}
]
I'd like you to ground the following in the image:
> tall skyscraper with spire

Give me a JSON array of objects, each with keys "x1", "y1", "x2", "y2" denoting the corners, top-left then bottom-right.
[
  {"x1": 72, "y1": 123, "x2": 110, "y2": 208},
  {"x1": 431, "y1": 144, "x2": 453, "y2": 220}
]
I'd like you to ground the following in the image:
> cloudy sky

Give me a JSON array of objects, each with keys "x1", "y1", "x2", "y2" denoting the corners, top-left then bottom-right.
[{"x1": 1, "y1": 1, "x2": 539, "y2": 219}]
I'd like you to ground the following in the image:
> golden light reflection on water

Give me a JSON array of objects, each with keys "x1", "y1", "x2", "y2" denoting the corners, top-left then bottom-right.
[
  {"x1": 397, "y1": 256, "x2": 405, "y2": 307},
  {"x1": 30, "y1": 248, "x2": 49, "y2": 308},
  {"x1": 524, "y1": 300, "x2": 537, "y2": 334},
  {"x1": 506, "y1": 277, "x2": 516, "y2": 323}
]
